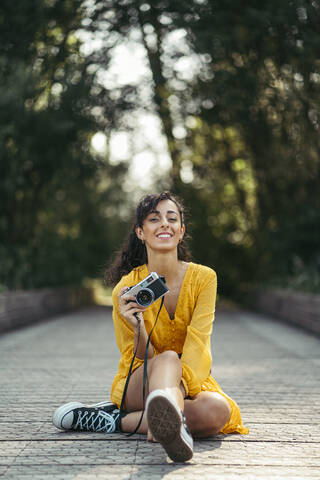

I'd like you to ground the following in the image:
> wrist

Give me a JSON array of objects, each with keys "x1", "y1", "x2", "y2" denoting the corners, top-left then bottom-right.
[{"x1": 133, "y1": 318, "x2": 144, "y2": 331}]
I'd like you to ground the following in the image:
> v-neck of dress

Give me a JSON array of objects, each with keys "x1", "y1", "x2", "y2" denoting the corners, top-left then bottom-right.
[{"x1": 142, "y1": 262, "x2": 193, "y2": 321}]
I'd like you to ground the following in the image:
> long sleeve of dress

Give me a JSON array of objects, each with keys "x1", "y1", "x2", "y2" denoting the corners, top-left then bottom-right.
[{"x1": 180, "y1": 270, "x2": 217, "y2": 398}]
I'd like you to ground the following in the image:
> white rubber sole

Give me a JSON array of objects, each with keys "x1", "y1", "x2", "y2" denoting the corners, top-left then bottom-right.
[
  {"x1": 52, "y1": 401, "x2": 114, "y2": 430},
  {"x1": 146, "y1": 390, "x2": 193, "y2": 462}
]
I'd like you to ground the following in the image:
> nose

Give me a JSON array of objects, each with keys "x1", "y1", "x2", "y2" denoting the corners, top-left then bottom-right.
[{"x1": 160, "y1": 215, "x2": 169, "y2": 228}]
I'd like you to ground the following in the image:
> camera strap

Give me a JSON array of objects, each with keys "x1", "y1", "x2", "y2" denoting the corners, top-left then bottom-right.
[{"x1": 119, "y1": 296, "x2": 165, "y2": 436}]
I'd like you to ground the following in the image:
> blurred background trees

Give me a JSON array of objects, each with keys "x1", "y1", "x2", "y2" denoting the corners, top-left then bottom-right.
[
  {"x1": 0, "y1": 0, "x2": 132, "y2": 289},
  {"x1": 1, "y1": 0, "x2": 319, "y2": 295}
]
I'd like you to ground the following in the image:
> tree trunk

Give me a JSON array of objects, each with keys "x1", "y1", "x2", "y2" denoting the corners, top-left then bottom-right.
[{"x1": 136, "y1": 5, "x2": 181, "y2": 189}]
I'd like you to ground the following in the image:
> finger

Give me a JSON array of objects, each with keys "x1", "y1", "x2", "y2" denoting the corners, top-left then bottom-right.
[
  {"x1": 121, "y1": 295, "x2": 136, "y2": 303},
  {"x1": 119, "y1": 293, "x2": 140, "y2": 306},
  {"x1": 118, "y1": 287, "x2": 133, "y2": 302},
  {"x1": 127, "y1": 309, "x2": 144, "y2": 320},
  {"x1": 122, "y1": 300, "x2": 146, "y2": 312},
  {"x1": 118, "y1": 286, "x2": 130, "y2": 295},
  {"x1": 128, "y1": 303, "x2": 146, "y2": 311},
  {"x1": 119, "y1": 309, "x2": 143, "y2": 327},
  {"x1": 121, "y1": 299, "x2": 144, "y2": 311}
]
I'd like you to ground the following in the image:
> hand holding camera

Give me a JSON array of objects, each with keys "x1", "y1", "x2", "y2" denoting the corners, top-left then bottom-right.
[
  {"x1": 118, "y1": 287, "x2": 146, "y2": 329},
  {"x1": 118, "y1": 272, "x2": 169, "y2": 329}
]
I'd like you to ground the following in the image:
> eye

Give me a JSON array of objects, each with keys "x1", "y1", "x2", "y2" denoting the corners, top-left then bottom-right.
[
  {"x1": 169, "y1": 217, "x2": 177, "y2": 222},
  {"x1": 149, "y1": 217, "x2": 159, "y2": 222}
]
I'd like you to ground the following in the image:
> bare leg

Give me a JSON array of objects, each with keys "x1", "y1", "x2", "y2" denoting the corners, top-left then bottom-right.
[
  {"x1": 183, "y1": 391, "x2": 231, "y2": 437},
  {"x1": 121, "y1": 410, "x2": 148, "y2": 434},
  {"x1": 120, "y1": 353, "x2": 231, "y2": 438},
  {"x1": 121, "y1": 350, "x2": 184, "y2": 438}
]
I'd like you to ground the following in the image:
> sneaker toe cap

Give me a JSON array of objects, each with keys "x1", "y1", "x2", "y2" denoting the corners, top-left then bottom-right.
[
  {"x1": 53, "y1": 402, "x2": 82, "y2": 430},
  {"x1": 60, "y1": 411, "x2": 75, "y2": 429}
]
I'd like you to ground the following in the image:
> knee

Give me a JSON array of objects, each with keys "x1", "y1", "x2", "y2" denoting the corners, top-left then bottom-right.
[
  {"x1": 206, "y1": 396, "x2": 231, "y2": 434},
  {"x1": 193, "y1": 394, "x2": 231, "y2": 435},
  {"x1": 151, "y1": 350, "x2": 181, "y2": 370}
]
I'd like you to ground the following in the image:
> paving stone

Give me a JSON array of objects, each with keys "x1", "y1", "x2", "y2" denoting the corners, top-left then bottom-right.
[
  {"x1": 1, "y1": 465, "x2": 134, "y2": 480},
  {"x1": 0, "y1": 306, "x2": 319, "y2": 479},
  {"x1": 134, "y1": 440, "x2": 320, "y2": 466},
  {"x1": 0, "y1": 442, "x2": 28, "y2": 456},
  {"x1": 2, "y1": 465, "x2": 320, "y2": 480}
]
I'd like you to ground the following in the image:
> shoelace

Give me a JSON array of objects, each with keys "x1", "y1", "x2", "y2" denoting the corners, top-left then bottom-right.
[{"x1": 74, "y1": 409, "x2": 120, "y2": 433}]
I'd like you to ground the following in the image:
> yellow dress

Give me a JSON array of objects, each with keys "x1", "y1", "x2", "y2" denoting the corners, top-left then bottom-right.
[{"x1": 110, "y1": 262, "x2": 248, "y2": 435}]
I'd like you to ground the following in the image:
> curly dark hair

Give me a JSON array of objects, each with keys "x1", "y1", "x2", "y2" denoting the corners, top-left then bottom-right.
[{"x1": 105, "y1": 191, "x2": 192, "y2": 286}]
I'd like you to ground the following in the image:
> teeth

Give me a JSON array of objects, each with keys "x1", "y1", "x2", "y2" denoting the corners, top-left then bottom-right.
[{"x1": 158, "y1": 234, "x2": 171, "y2": 238}]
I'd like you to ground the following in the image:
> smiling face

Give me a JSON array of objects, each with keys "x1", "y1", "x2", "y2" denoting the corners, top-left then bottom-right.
[{"x1": 135, "y1": 199, "x2": 185, "y2": 253}]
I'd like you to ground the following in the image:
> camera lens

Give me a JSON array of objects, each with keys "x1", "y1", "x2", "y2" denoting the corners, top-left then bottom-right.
[{"x1": 136, "y1": 288, "x2": 154, "y2": 307}]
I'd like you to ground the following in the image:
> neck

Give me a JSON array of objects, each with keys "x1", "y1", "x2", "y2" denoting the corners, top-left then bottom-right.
[{"x1": 146, "y1": 251, "x2": 180, "y2": 283}]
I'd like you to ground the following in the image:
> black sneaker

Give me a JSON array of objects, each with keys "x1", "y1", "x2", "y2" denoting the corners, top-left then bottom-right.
[
  {"x1": 53, "y1": 401, "x2": 121, "y2": 433},
  {"x1": 146, "y1": 389, "x2": 193, "y2": 462}
]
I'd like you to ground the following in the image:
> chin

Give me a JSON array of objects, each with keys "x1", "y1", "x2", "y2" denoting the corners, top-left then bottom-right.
[{"x1": 154, "y1": 244, "x2": 178, "y2": 252}]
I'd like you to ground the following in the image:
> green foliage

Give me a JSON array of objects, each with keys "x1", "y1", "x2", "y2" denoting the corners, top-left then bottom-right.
[
  {"x1": 180, "y1": 1, "x2": 320, "y2": 293},
  {"x1": 0, "y1": 0, "x2": 132, "y2": 290}
]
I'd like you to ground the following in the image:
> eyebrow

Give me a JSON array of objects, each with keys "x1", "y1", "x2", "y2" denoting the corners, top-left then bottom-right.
[{"x1": 149, "y1": 210, "x2": 178, "y2": 215}]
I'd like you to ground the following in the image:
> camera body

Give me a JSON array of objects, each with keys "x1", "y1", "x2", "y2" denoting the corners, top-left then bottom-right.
[{"x1": 121, "y1": 272, "x2": 169, "y2": 307}]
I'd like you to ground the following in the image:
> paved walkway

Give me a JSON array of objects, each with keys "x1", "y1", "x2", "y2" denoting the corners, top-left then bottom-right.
[{"x1": 0, "y1": 306, "x2": 319, "y2": 479}]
